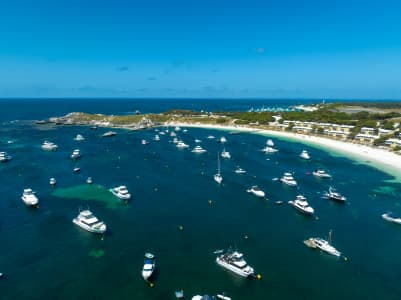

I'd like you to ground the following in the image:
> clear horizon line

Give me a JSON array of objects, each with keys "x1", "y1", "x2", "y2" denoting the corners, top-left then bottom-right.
[{"x1": 0, "y1": 97, "x2": 400, "y2": 102}]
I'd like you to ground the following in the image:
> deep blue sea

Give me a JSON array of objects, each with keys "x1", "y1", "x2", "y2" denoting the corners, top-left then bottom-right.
[
  {"x1": 0, "y1": 98, "x2": 321, "y2": 122},
  {"x1": 1, "y1": 99, "x2": 401, "y2": 300}
]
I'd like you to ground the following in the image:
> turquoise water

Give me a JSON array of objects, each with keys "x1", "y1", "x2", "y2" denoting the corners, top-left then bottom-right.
[{"x1": 1, "y1": 101, "x2": 401, "y2": 299}]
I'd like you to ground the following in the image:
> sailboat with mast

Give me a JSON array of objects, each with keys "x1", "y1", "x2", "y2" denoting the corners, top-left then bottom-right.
[
  {"x1": 304, "y1": 230, "x2": 341, "y2": 257},
  {"x1": 214, "y1": 152, "x2": 223, "y2": 184}
]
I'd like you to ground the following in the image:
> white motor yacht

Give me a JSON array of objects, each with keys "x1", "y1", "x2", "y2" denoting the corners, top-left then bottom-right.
[
  {"x1": 247, "y1": 186, "x2": 265, "y2": 198},
  {"x1": 175, "y1": 126, "x2": 181, "y2": 131},
  {"x1": 280, "y1": 172, "x2": 297, "y2": 187},
  {"x1": 324, "y1": 187, "x2": 346, "y2": 202},
  {"x1": 207, "y1": 135, "x2": 215, "y2": 139},
  {"x1": 141, "y1": 139, "x2": 149, "y2": 145},
  {"x1": 266, "y1": 139, "x2": 274, "y2": 147},
  {"x1": 102, "y1": 131, "x2": 116, "y2": 137},
  {"x1": 71, "y1": 149, "x2": 81, "y2": 159},
  {"x1": 216, "y1": 250, "x2": 255, "y2": 277},
  {"x1": 72, "y1": 209, "x2": 106, "y2": 234},
  {"x1": 313, "y1": 169, "x2": 331, "y2": 178},
  {"x1": 262, "y1": 146, "x2": 278, "y2": 153},
  {"x1": 154, "y1": 134, "x2": 160, "y2": 141},
  {"x1": 142, "y1": 253, "x2": 156, "y2": 281},
  {"x1": 176, "y1": 141, "x2": 189, "y2": 149},
  {"x1": 170, "y1": 131, "x2": 177, "y2": 137},
  {"x1": 219, "y1": 136, "x2": 227, "y2": 143},
  {"x1": 288, "y1": 195, "x2": 314, "y2": 215},
  {"x1": 300, "y1": 150, "x2": 311, "y2": 160},
  {"x1": 221, "y1": 149, "x2": 231, "y2": 159},
  {"x1": 382, "y1": 212, "x2": 401, "y2": 224},
  {"x1": 74, "y1": 134, "x2": 85, "y2": 141},
  {"x1": 41, "y1": 141, "x2": 58, "y2": 151},
  {"x1": 194, "y1": 139, "x2": 202, "y2": 143},
  {"x1": 86, "y1": 177, "x2": 93, "y2": 184},
  {"x1": 49, "y1": 178, "x2": 56, "y2": 186},
  {"x1": 235, "y1": 166, "x2": 246, "y2": 174},
  {"x1": 110, "y1": 186, "x2": 131, "y2": 200},
  {"x1": 0, "y1": 151, "x2": 12, "y2": 162},
  {"x1": 192, "y1": 146, "x2": 207, "y2": 153},
  {"x1": 21, "y1": 188, "x2": 39, "y2": 207}
]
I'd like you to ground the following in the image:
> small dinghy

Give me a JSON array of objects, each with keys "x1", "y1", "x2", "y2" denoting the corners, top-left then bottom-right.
[
  {"x1": 175, "y1": 290, "x2": 184, "y2": 299},
  {"x1": 216, "y1": 293, "x2": 232, "y2": 300},
  {"x1": 382, "y1": 212, "x2": 401, "y2": 224},
  {"x1": 213, "y1": 249, "x2": 224, "y2": 254}
]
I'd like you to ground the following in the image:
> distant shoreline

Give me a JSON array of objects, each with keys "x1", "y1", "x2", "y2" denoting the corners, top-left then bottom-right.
[
  {"x1": 165, "y1": 121, "x2": 401, "y2": 181},
  {"x1": 43, "y1": 110, "x2": 401, "y2": 181}
]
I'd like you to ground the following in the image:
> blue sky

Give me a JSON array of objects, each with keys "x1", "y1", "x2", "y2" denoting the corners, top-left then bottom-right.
[{"x1": 0, "y1": 0, "x2": 401, "y2": 98}]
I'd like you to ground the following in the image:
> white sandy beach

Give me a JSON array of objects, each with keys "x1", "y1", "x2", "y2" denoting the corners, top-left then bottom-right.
[{"x1": 166, "y1": 122, "x2": 401, "y2": 181}]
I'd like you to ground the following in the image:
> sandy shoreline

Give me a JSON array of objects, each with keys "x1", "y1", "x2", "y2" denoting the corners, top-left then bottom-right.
[{"x1": 165, "y1": 122, "x2": 401, "y2": 181}]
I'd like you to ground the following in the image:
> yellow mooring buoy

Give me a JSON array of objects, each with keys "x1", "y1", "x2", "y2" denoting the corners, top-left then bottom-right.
[{"x1": 256, "y1": 274, "x2": 262, "y2": 280}]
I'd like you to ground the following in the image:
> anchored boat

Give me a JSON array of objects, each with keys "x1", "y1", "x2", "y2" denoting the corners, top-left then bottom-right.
[
  {"x1": 110, "y1": 186, "x2": 131, "y2": 200},
  {"x1": 21, "y1": 188, "x2": 39, "y2": 207},
  {"x1": 382, "y1": 212, "x2": 401, "y2": 224},
  {"x1": 142, "y1": 252, "x2": 156, "y2": 281},
  {"x1": 324, "y1": 187, "x2": 346, "y2": 202},
  {"x1": 304, "y1": 230, "x2": 341, "y2": 257},
  {"x1": 216, "y1": 249, "x2": 255, "y2": 277},
  {"x1": 289, "y1": 195, "x2": 314, "y2": 215},
  {"x1": 73, "y1": 209, "x2": 106, "y2": 234}
]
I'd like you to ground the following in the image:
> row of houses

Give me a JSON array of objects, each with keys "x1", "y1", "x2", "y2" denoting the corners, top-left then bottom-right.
[
  {"x1": 354, "y1": 127, "x2": 393, "y2": 143},
  {"x1": 273, "y1": 120, "x2": 396, "y2": 144},
  {"x1": 277, "y1": 120, "x2": 355, "y2": 138}
]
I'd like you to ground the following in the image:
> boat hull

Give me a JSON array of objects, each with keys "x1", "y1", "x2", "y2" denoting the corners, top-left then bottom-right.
[
  {"x1": 216, "y1": 257, "x2": 253, "y2": 278},
  {"x1": 111, "y1": 190, "x2": 131, "y2": 200},
  {"x1": 21, "y1": 197, "x2": 39, "y2": 206},
  {"x1": 280, "y1": 179, "x2": 297, "y2": 187},
  {"x1": 288, "y1": 201, "x2": 314, "y2": 215},
  {"x1": 382, "y1": 214, "x2": 401, "y2": 224},
  {"x1": 141, "y1": 268, "x2": 155, "y2": 280},
  {"x1": 72, "y1": 219, "x2": 106, "y2": 234}
]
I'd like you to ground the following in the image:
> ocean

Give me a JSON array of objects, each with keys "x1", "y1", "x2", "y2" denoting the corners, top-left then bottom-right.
[{"x1": 0, "y1": 99, "x2": 400, "y2": 300}]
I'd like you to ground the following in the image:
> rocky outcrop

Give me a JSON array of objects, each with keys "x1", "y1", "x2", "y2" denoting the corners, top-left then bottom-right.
[{"x1": 47, "y1": 112, "x2": 155, "y2": 130}]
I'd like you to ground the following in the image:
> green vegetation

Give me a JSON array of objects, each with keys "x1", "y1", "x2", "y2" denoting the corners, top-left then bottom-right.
[
  {"x1": 223, "y1": 111, "x2": 274, "y2": 125},
  {"x1": 50, "y1": 102, "x2": 401, "y2": 148}
]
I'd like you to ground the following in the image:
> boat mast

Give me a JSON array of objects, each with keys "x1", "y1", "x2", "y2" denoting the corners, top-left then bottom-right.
[
  {"x1": 329, "y1": 229, "x2": 333, "y2": 245},
  {"x1": 217, "y1": 152, "x2": 221, "y2": 174}
]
